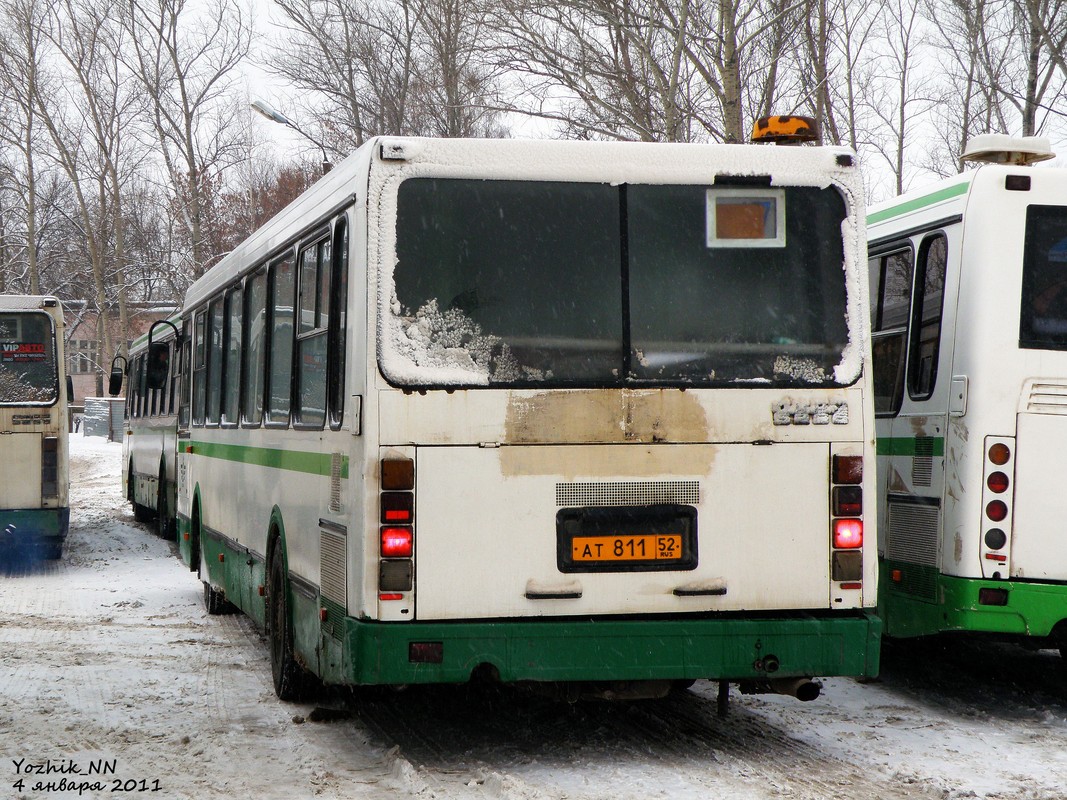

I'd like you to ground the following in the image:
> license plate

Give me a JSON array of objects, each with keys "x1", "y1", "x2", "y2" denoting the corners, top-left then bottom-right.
[
  {"x1": 556, "y1": 505, "x2": 697, "y2": 573},
  {"x1": 571, "y1": 534, "x2": 684, "y2": 563}
]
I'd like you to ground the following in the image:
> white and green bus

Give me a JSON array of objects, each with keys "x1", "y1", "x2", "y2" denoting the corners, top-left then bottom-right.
[
  {"x1": 176, "y1": 133, "x2": 880, "y2": 702},
  {"x1": 112, "y1": 316, "x2": 181, "y2": 539},
  {"x1": 0, "y1": 295, "x2": 69, "y2": 559},
  {"x1": 868, "y1": 135, "x2": 1067, "y2": 661}
]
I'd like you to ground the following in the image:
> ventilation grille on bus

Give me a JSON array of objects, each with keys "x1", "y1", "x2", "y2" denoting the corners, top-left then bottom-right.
[
  {"x1": 886, "y1": 500, "x2": 940, "y2": 562},
  {"x1": 911, "y1": 437, "x2": 935, "y2": 487},
  {"x1": 555, "y1": 480, "x2": 700, "y2": 507},
  {"x1": 329, "y1": 452, "x2": 343, "y2": 513},
  {"x1": 1026, "y1": 381, "x2": 1067, "y2": 414},
  {"x1": 320, "y1": 528, "x2": 347, "y2": 613},
  {"x1": 886, "y1": 499, "x2": 940, "y2": 601}
]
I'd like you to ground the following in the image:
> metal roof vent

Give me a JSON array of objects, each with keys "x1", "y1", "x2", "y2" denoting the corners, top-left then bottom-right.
[{"x1": 961, "y1": 134, "x2": 1055, "y2": 165}]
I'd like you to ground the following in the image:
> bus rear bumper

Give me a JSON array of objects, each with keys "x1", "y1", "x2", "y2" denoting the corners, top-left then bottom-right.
[
  {"x1": 0, "y1": 507, "x2": 69, "y2": 542},
  {"x1": 335, "y1": 611, "x2": 882, "y2": 686},
  {"x1": 881, "y1": 560, "x2": 1067, "y2": 639},
  {"x1": 0, "y1": 508, "x2": 69, "y2": 558}
]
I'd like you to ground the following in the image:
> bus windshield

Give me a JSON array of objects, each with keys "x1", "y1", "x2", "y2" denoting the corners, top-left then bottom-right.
[
  {"x1": 385, "y1": 178, "x2": 851, "y2": 388},
  {"x1": 0, "y1": 312, "x2": 58, "y2": 405}
]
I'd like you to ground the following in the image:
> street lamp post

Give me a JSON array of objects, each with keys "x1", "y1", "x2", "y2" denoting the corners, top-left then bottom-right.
[{"x1": 250, "y1": 99, "x2": 332, "y2": 175}]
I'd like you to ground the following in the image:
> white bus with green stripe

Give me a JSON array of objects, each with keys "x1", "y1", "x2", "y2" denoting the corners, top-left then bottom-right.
[
  {"x1": 0, "y1": 295, "x2": 69, "y2": 559},
  {"x1": 115, "y1": 315, "x2": 181, "y2": 539},
  {"x1": 176, "y1": 134, "x2": 880, "y2": 703},
  {"x1": 868, "y1": 134, "x2": 1067, "y2": 662}
]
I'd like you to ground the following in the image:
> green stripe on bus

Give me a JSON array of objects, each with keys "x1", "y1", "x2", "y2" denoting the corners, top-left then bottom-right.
[
  {"x1": 866, "y1": 181, "x2": 969, "y2": 225},
  {"x1": 876, "y1": 436, "x2": 945, "y2": 457},
  {"x1": 188, "y1": 440, "x2": 350, "y2": 478}
]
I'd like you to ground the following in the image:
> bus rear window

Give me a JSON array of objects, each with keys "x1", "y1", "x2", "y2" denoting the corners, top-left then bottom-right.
[
  {"x1": 1020, "y1": 204, "x2": 1067, "y2": 350},
  {"x1": 0, "y1": 312, "x2": 58, "y2": 405},
  {"x1": 385, "y1": 178, "x2": 850, "y2": 388}
]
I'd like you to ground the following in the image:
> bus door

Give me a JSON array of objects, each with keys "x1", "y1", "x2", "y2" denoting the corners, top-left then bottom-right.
[{"x1": 872, "y1": 230, "x2": 953, "y2": 607}]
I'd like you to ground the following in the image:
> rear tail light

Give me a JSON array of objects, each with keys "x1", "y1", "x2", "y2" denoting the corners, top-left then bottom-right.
[
  {"x1": 986, "y1": 472, "x2": 1009, "y2": 494},
  {"x1": 988, "y1": 443, "x2": 1011, "y2": 465},
  {"x1": 830, "y1": 452, "x2": 864, "y2": 589},
  {"x1": 985, "y1": 500, "x2": 1008, "y2": 522},
  {"x1": 382, "y1": 458, "x2": 414, "y2": 490},
  {"x1": 381, "y1": 492, "x2": 414, "y2": 523},
  {"x1": 980, "y1": 437, "x2": 1014, "y2": 577},
  {"x1": 380, "y1": 457, "x2": 415, "y2": 597},
  {"x1": 381, "y1": 527, "x2": 413, "y2": 557},
  {"x1": 833, "y1": 518, "x2": 863, "y2": 549},
  {"x1": 832, "y1": 485, "x2": 862, "y2": 516},
  {"x1": 41, "y1": 436, "x2": 58, "y2": 497},
  {"x1": 832, "y1": 455, "x2": 863, "y2": 484}
]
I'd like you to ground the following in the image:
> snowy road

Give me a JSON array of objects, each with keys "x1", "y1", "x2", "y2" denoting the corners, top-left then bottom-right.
[{"x1": 1, "y1": 436, "x2": 1066, "y2": 800}]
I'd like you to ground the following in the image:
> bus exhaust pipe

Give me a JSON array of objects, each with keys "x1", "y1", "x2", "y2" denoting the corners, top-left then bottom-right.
[{"x1": 769, "y1": 677, "x2": 821, "y2": 701}]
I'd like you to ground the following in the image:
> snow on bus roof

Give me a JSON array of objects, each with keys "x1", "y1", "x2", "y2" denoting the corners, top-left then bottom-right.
[{"x1": 0, "y1": 295, "x2": 61, "y2": 310}]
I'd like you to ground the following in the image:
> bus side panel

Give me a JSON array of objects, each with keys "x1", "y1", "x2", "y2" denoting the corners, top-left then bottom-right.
[
  {"x1": 0, "y1": 433, "x2": 42, "y2": 507},
  {"x1": 1011, "y1": 412, "x2": 1067, "y2": 581}
]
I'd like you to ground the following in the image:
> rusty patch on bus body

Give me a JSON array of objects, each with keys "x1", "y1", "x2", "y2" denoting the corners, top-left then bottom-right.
[{"x1": 503, "y1": 389, "x2": 708, "y2": 446}]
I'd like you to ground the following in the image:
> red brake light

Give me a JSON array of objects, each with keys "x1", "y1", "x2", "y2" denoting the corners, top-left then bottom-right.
[
  {"x1": 833, "y1": 519, "x2": 863, "y2": 549},
  {"x1": 827, "y1": 520, "x2": 862, "y2": 550},
  {"x1": 986, "y1": 472, "x2": 1010, "y2": 494},
  {"x1": 986, "y1": 500, "x2": 1008, "y2": 522},
  {"x1": 381, "y1": 527, "x2": 413, "y2": 557}
]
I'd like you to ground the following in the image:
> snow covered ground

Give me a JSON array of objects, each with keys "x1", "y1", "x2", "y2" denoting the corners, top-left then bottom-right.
[{"x1": 1, "y1": 434, "x2": 1066, "y2": 799}]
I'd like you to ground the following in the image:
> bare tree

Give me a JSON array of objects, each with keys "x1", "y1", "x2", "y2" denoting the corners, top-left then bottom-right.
[
  {"x1": 31, "y1": 0, "x2": 144, "y2": 387},
  {"x1": 271, "y1": 0, "x2": 504, "y2": 153},
  {"x1": 122, "y1": 0, "x2": 252, "y2": 284},
  {"x1": 0, "y1": 0, "x2": 51, "y2": 294}
]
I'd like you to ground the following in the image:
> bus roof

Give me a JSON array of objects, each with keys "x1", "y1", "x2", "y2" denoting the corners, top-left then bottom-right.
[
  {"x1": 184, "y1": 136, "x2": 863, "y2": 312},
  {"x1": 0, "y1": 295, "x2": 62, "y2": 311}
]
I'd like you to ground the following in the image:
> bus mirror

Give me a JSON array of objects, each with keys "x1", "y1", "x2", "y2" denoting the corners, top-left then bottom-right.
[
  {"x1": 66, "y1": 375, "x2": 74, "y2": 403},
  {"x1": 145, "y1": 342, "x2": 169, "y2": 391},
  {"x1": 107, "y1": 355, "x2": 128, "y2": 397}
]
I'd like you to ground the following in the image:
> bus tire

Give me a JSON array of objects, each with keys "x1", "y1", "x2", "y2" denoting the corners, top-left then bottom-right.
[
  {"x1": 130, "y1": 470, "x2": 153, "y2": 523},
  {"x1": 203, "y1": 580, "x2": 235, "y2": 615},
  {"x1": 155, "y1": 466, "x2": 173, "y2": 540},
  {"x1": 267, "y1": 544, "x2": 312, "y2": 702}
]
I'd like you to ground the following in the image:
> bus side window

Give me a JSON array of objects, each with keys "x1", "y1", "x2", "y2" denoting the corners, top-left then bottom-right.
[
  {"x1": 169, "y1": 340, "x2": 179, "y2": 416},
  {"x1": 909, "y1": 234, "x2": 947, "y2": 400},
  {"x1": 328, "y1": 217, "x2": 348, "y2": 430},
  {"x1": 243, "y1": 269, "x2": 267, "y2": 426},
  {"x1": 222, "y1": 286, "x2": 243, "y2": 426},
  {"x1": 869, "y1": 246, "x2": 914, "y2": 416},
  {"x1": 206, "y1": 297, "x2": 224, "y2": 425},
  {"x1": 137, "y1": 354, "x2": 148, "y2": 419},
  {"x1": 179, "y1": 322, "x2": 192, "y2": 429},
  {"x1": 296, "y1": 234, "x2": 330, "y2": 429},
  {"x1": 129, "y1": 356, "x2": 138, "y2": 419},
  {"x1": 192, "y1": 309, "x2": 207, "y2": 426},
  {"x1": 267, "y1": 255, "x2": 295, "y2": 427}
]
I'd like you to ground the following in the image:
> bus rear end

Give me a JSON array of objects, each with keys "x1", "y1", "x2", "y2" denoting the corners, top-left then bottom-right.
[
  {"x1": 345, "y1": 138, "x2": 880, "y2": 698},
  {"x1": 0, "y1": 296, "x2": 69, "y2": 559}
]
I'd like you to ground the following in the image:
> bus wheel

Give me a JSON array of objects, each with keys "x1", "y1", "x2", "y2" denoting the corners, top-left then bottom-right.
[
  {"x1": 155, "y1": 468, "x2": 173, "y2": 540},
  {"x1": 130, "y1": 470, "x2": 153, "y2": 524},
  {"x1": 267, "y1": 545, "x2": 312, "y2": 701},
  {"x1": 203, "y1": 581, "x2": 235, "y2": 615}
]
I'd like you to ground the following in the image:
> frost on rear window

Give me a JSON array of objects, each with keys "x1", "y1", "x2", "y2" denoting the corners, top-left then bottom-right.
[
  {"x1": 773, "y1": 355, "x2": 827, "y2": 383},
  {"x1": 391, "y1": 299, "x2": 543, "y2": 384},
  {"x1": 0, "y1": 368, "x2": 55, "y2": 403}
]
